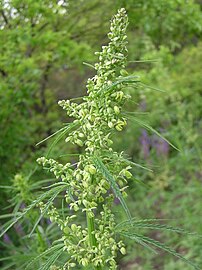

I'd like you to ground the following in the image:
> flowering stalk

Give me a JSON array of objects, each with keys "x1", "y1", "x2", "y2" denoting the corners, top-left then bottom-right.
[{"x1": 37, "y1": 8, "x2": 134, "y2": 270}]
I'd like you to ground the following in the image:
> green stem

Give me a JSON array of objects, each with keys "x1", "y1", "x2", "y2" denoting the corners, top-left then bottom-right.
[{"x1": 86, "y1": 213, "x2": 102, "y2": 270}]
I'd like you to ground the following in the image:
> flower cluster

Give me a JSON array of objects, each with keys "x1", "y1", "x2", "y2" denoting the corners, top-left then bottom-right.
[
  {"x1": 37, "y1": 8, "x2": 133, "y2": 270},
  {"x1": 58, "y1": 8, "x2": 130, "y2": 154}
]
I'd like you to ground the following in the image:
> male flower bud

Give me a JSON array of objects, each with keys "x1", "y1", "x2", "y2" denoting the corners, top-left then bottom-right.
[
  {"x1": 83, "y1": 199, "x2": 88, "y2": 207},
  {"x1": 87, "y1": 211, "x2": 94, "y2": 218},
  {"x1": 81, "y1": 258, "x2": 89, "y2": 266},
  {"x1": 120, "y1": 69, "x2": 128, "y2": 76},
  {"x1": 71, "y1": 224, "x2": 77, "y2": 232},
  {"x1": 50, "y1": 216, "x2": 55, "y2": 222},
  {"x1": 120, "y1": 247, "x2": 126, "y2": 255},
  {"x1": 108, "y1": 122, "x2": 114, "y2": 128},
  {"x1": 75, "y1": 139, "x2": 83, "y2": 147},
  {"x1": 115, "y1": 124, "x2": 123, "y2": 131},
  {"x1": 121, "y1": 169, "x2": 132, "y2": 179},
  {"x1": 78, "y1": 132, "x2": 84, "y2": 138},
  {"x1": 88, "y1": 165, "x2": 97, "y2": 175},
  {"x1": 63, "y1": 227, "x2": 70, "y2": 234},
  {"x1": 69, "y1": 263, "x2": 76, "y2": 267},
  {"x1": 76, "y1": 173, "x2": 82, "y2": 181},
  {"x1": 114, "y1": 106, "x2": 120, "y2": 114}
]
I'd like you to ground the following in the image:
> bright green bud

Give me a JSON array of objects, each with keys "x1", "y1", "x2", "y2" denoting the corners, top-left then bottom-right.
[
  {"x1": 78, "y1": 132, "x2": 84, "y2": 138},
  {"x1": 125, "y1": 170, "x2": 132, "y2": 179},
  {"x1": 50, "y1": 216, "x2": 55, "y2": 222},
  {"x1": 75, "y1": 139, "x2": 83, "y2": 147},
  {"x1": 69, "y1": 263, "x2": 76, "y2": 267},
  {"x1": 83, "y1": 199, "x2": 88, "y2": 207},
  {"x1": 115, "y1": 124, "x2": 123, "y2": 131},
  {"x1": 71, "y1": 224, "x2": 77, "y2": 232},
  {"x1": 63, "y1": 227, "x2": 70, "y2": 234},
  {"x1": 81, "y1": 258, "x2": 88, "y2": 266},
  {"x1": 120, "y1": 247, "x2": 126, "y2": 255},
  {"x1": 88, "y1": 165, "x2": 96, "y2": 174},
  {"x1": 74, "y1": 205, "x2": 79, "y2": 211},
  {"x1": 108, "y1": 122, "x2": 114, "y2": 128},
  {"x1": 114, "y1": 106, "x2": 120, "y2": 114},
  {"x1": 120, "y1": 69, "x2": 128, "y2": 76}
]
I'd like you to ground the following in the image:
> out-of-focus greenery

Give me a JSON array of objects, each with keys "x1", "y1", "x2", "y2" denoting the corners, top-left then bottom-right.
[{"x1": 0, "y1": 1, "x2": 202, "y2": 269}]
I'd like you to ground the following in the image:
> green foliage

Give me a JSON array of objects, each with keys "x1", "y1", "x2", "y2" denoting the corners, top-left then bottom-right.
[{"x1": 0, "y1": 1, "x2": 201, "y2": 270}]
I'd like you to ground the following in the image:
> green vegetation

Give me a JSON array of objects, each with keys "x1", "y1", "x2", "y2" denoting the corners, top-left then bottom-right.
[{"x1": 0, "y1": 1, "x2": 201, "y2": 269}]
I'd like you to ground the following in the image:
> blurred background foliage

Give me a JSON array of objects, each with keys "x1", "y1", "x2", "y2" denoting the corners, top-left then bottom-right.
[{"x1": 0, "y1": 0, "x2": 201, "y2": 269}]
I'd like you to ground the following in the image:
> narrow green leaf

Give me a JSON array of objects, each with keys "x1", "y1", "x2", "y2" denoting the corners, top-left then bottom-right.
[
  {"x1": 116, "y1": 218, "x2": 171, "y2": 229},
  {"x1": 129, "y1": 59, "x2": 160, "y2": 63},
  {"x1": 120, "y1": 157, "x2": 153, "y2": 172},
  {"x1": 83, "y1": 62, "x2": 95, "y2": 69},
  {"x1": 25, "y1": 244, "x2": 64, "y2": 270},
  {"x1": 29, "y1": 185, "x2": 66, "y2": 237},
  {"x1": 116, "y1": 220, "x2": 200, "y2": 237},
  {"x1": 97, "y1": 75, "x2": 140, "y2": 96},
  {"x1": 46, "y1": 122, "x2": 77, "y2": 158},
  {"x1": 39, "y1": 249, "x2": 63, "y2": 270},
  {"x1": 121, "y1": 232, "x2": 200, "y2": 270},
  {"x1": 0, "y1": 185, "x2": 15, "y2": 189},
  {"x1": 36, "y1": 126, "x2": 67, "y2": 146},
  {"x1": 0, "y1": 186, "x2": 65, "y2": 238},
  {"x1": 92, "y1": 156, "x2": 132, "y2": 221},
  {"x1": 129, "y1": 116, "x2": 179, "y2": 151},
  {"x1": 140, "y1": 82, "x2": 165, "y2": 92}
]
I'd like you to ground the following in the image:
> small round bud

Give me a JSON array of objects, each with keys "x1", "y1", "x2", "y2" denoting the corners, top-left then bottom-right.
[
  {"x1": 114, "y1": 106, "x2": 120, "y2": 114},
  {"x1": 120, "y1": 247, "x2": 126, "y2": 255},
  {"x1": 88, "y1": 165, "x2": 96, "y2": 175},
  {"x1": 108, "y1": 122, "x2": 114, "y2": 128},
  {"x1": 71, "y1": 224, "x2": 77, "y2": 232}
]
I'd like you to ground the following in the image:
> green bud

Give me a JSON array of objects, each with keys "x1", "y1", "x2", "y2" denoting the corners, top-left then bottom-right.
[
  {"x1": 74, "y1": 205, "x2": 79, "y2": 211},
  {"x1": 108, "y1": 122, "x2": 114, "y2": 128},
  {"x1": 75, "y1": 139, "x2": 83, "y2": 147},
  {"x1": 78, "y1": 132, "x2": 84, "y2": 138},
  {"x1": 114, "y1": 106, "x2": 120, "y2": 114},
  {"x1": 71, "y1": 224, "x2": 77, "y2": 232},
  {"x1": 120, "y1": 69, "x2": 128, "y2": 76},
  {"x1": 69, "y1": 263, "x2": 76, "y2": 267},
  {"x1": 63, "y1": 227, "x2": 70, "y2": 234},
  {"x1": 83, "y1": 199, "x2": 88, "y2": 207},
  {"x1": 115, "y1": 124, "x2": 123, "y2": 131},
  {"x1": 50, "y1": 216, "x2": 55, "y2": 222},
  {"x1": 76, "y1": 173, "x2": 82, "y2": 181},
  {"x1": 81, "y1": 258, "x2": 88, "y2": 266},
  {"x1": 120, "y1": 247, "x2": 126, "y2": 255},
  {"x1": 87, "y1": 211, "x2": 94, "y2": 218},
  {"x1": 88, "y1": 165, "x2": 96, "y2": 175},
  {"x1": 125, "y1": 170, "x2": 132, "y2": 179}
]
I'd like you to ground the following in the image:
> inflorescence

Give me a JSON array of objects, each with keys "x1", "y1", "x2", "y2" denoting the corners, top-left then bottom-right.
[{"x1": 37, "y1": 8, "x2": 132, "y2": 270}]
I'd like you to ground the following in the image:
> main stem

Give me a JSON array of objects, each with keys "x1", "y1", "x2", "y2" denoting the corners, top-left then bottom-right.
[{"x1": 86, "y1": 213, "x2": 102, "y2": 270}]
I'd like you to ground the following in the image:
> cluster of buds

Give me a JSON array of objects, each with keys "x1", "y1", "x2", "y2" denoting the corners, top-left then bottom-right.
[{"x1": 37, "y1": 8, "x2": 133, "y2": 270}]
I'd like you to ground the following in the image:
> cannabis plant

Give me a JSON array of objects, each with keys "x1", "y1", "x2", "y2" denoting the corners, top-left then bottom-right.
[{"x1": 1, "y1": 8, "x2": 200, "y2": 270}]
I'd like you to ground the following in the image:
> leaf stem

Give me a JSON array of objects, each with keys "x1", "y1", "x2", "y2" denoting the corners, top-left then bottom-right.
[{"x1": 86, "y1": 213, "x2": 102, "y2": 270}]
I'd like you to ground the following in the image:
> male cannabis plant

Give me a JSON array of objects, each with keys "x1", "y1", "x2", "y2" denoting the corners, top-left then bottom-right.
[
  {"x1": 36, "y1": 8, "x2": 200, "y2": 270},
  {"x1": 37, "y1": 8, "x2": 132, "y2": 269},
  {"x1": 1, "y1": 8, "x2": 199, "y2": 270}
]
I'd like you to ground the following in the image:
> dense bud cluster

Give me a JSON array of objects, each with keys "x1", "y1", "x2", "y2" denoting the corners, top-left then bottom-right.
[{"x1": 37, "y1": 8, "x2": 132, "y2": 270}]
